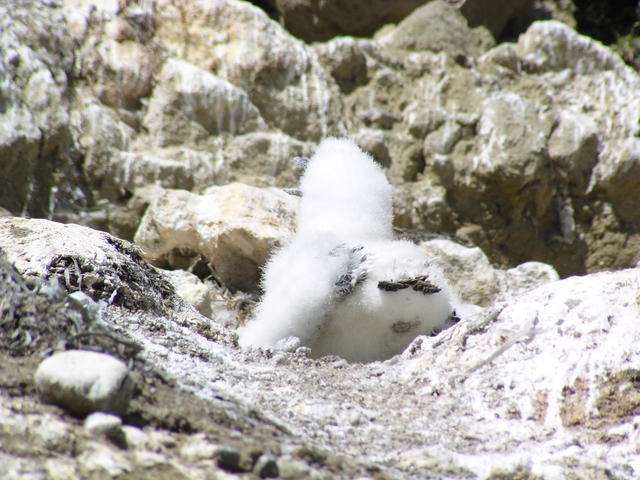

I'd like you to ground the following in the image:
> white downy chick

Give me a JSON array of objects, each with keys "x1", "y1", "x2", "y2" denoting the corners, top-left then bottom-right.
[{"x1": 239, "y1": 138, "x2": 461, "y2": 362}]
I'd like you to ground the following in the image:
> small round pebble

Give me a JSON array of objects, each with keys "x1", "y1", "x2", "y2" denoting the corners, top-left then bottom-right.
[
  {"x1": 254, "y1": 454, "x2": 279, "y2": 478},
  {"x1": 84, "y1": 412, "x2": 123, "y2": 436},
  {"x1": 34, "y1": 349, "x2": 134, "y2": 417},
  {"x1": 84, "y1": 412, "x2": 125, "y2": 446},
  {"x1": 214, "y1": 445, "x2": 241, "y2": 472}
]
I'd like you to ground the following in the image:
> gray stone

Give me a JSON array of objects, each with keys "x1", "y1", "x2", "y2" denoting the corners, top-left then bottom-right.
[
  {"x1": 215, "y1": 446, "x2": 242, "y2": 472},
  {"x1": 35, "y1": 350, "x2": 134, "y2": 417}
]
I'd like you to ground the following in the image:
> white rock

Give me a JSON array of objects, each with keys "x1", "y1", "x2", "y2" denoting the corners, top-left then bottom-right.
[
  {"x1": 164, "y1": 270, "x2": 238, "y2": 326},
  {"x1": 421, "y1": 238, "x2": 559, "y2": 306},
  {"x1": 121, "y1": 426, "x2": 154, "y2": 450},
  {"x1": 35, "y1": 350, "x2": 134, "y2": 417},
  {"x1": 84, "y1": 412, "x2": 123, "y2": 437},
  {"x1": 164, "y1": 269, "x2": 216, "y2": 317},
  {"x1": 179, "y1": 434, "x2": 218, "y2": 461},
  {"x1": 44, "y1": 457, "x2": 80, "y2": 480},
  {"x1": 497, "y1": 261, "x2": 560, "y2": 300}
]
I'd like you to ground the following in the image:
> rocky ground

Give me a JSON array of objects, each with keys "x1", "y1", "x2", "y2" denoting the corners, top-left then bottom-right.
[{"x1": 1, "y1": 0, "x2": 640, "y2": 479}]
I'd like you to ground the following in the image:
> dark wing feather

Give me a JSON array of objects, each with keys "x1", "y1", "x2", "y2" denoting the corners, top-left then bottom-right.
[
  {"x1": 333, "y1": 246, "x2": 368, "y2": 299},
  {"x1": 378, "y1": 275, "x2": 441, "y2": 294}
]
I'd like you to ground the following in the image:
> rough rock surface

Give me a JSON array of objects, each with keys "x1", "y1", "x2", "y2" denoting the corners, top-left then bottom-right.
[
  {"x1": 163, "y1": 268, "x2": 238, "y2": 323},
  {"x1": 154, "y1": 0, "x2": 345, "y2": 142},
  {"x1": 35, "y1": 350, "x2": 134, "y2": 417},
  {"x1": 2, "y1": 215, "x2": 640, "y2": 479},
  {"x1": 0, "y1": 0, "x2": 85, "y2": 220},
  {"x1": 134, "y1": 183, "x2": 298, "y2": 292},
  {"x1": 136, "y1": 181, "x2": 557, "y2": 297}
]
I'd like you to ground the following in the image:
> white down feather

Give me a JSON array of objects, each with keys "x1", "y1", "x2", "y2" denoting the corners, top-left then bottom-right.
[{"x1": 239, "y1": 137, "x2": 463, "y2": 362}]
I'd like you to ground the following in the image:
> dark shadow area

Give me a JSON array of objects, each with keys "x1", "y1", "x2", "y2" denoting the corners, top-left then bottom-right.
[{"x1": 574, "y1": 0, "x2": 639, "y2": 45}]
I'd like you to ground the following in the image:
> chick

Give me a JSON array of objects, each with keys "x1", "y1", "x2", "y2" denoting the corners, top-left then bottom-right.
[{"x1": 239, "y1": 138, "x2": 461, "y2": 362}]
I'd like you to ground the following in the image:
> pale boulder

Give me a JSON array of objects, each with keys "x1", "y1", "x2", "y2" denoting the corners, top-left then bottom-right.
[
  {"x1": 421, "y1": 238, "x2": 559, "y2": 307},
  {"x1": 134, "y1": 184, "x2": 298, "y2": 292},
  {"x1": 35, "y1": 350, "x2": 134, "y2": 417}
]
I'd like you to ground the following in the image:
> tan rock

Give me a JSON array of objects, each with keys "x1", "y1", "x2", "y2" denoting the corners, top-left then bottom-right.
[
  {"x1": 134, "y1": 183, "x2": 298, "y2": 292},
  {"x1": 163, "y1": 269, "x2": 239, "y2": 327},
  {"x1": 420, "y1": 239, "x2": 500, "y2": 307},
  {"x1": 224, "y1": 132, "x2": 313, "y2": 188}
]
